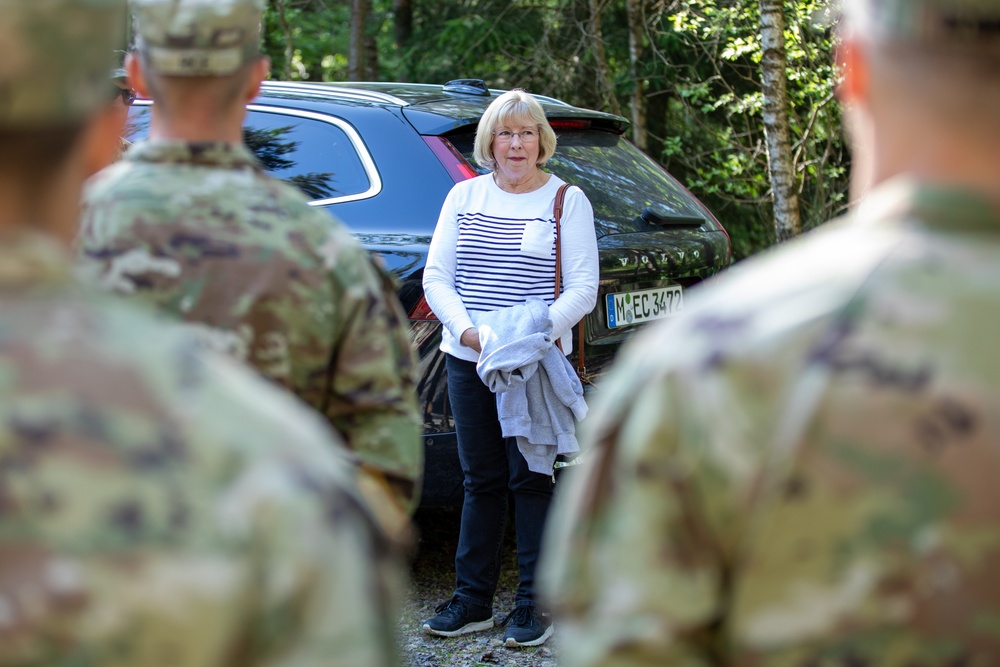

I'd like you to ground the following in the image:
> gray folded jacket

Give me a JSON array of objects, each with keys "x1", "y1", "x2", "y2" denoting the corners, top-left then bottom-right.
[{"x1": 473, "y1": 299, "x2": 588, "y2": 475}]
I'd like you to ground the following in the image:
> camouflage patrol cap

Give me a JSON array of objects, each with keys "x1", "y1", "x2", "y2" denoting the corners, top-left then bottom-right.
[
  {"x1": 0, "y1": 0, "x2": 127, "y2": 127},
  {"x1": 844, "y1": 0, "x2": 1000, "y2": 45},
  {"x1": 133, "y1": 0, "x2": 266, "y2": 76}
]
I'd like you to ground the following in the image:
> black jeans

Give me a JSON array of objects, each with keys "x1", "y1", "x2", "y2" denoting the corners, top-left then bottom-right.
[{"x1": 447, "y1": 354, "x2": 555, "y2": 611}]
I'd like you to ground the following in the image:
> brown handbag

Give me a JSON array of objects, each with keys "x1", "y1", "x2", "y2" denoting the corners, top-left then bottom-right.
[{"x1": 553, "y1": 183, "x2": 591, "y2": 384}]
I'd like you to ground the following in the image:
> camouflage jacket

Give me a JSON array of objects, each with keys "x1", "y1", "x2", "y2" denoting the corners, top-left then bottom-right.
[
  {"x1": 541, "y1": 180, "x2": 1000, "y2": 666},
  {"x1": 77, "y1": 140, "x2": 422, "y2": 516},
  {"x1": 0, "y1": 230, "x2": 402, "y2": 667}
]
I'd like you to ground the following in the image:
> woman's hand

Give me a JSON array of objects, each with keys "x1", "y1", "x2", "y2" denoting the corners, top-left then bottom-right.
[{"x1": 460, "y1": 327, "x2": 482, "y2": 353}]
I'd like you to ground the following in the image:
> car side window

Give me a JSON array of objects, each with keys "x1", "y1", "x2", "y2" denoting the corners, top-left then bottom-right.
[
  {"x1": 244, "y1": 109, "x2": 372, "y2": 203},
  {"x1": 124, "y1": 104, "x2": 378, "y2": 205}
]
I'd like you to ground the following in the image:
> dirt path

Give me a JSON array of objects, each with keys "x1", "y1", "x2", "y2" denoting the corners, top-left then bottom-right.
[{"x1": 398, "y1": 510, "x2": 560, "y2": 667}]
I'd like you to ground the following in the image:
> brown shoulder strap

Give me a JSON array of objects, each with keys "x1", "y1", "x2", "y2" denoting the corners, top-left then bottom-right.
[
  {"x1": 553, "y1": 184, "x2": 570, "y2": 302},
  {"x1": 553, "y1": 185, "x2": 568, "y2": 352},
  {"x1": 552, "y1": 184, "x2": 588, "y2": 380}
]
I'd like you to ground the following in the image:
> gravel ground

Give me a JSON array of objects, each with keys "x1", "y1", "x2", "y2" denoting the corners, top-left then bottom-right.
[{"x1": 398, "y1": 509, "x2": 560, "y2": 667}]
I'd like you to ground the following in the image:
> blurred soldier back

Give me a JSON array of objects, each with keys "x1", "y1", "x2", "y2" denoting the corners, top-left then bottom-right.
[
  {"x1": 541, "y1": 0, "x2": 1000, "y2": 665},
  {"x1": 76, "y1": 0, "x2": 423, "y2": 531},
  {"x1": 0, "y1": 2, "x2": 402, "y2": 665}
]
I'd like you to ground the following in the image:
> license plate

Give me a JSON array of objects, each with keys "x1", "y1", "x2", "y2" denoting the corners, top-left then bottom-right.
[{"x1": 606, "y1": 285, "x2": 683, "y2": 328}]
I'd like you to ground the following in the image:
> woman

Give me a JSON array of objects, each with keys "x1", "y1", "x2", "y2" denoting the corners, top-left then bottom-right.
[{"x1": 421, "y1": 89, "x2": 599, "y2": 647}]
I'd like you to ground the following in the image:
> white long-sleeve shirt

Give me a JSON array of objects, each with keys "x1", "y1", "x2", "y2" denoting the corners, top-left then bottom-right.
[{"x1": 423, "y1": 173, "x2": 599, "y2": 362}]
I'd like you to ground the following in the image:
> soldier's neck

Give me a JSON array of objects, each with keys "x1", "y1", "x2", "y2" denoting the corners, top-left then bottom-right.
[
  {"x1": 148, "y1": 108, "x2": 245, "y2": 145},
  {"x1": 0, "y1": 168, "x2": 81, "y2": 246},
  {"x1": 869, "y1": 120, "x2": 1000, "y2": 208}
]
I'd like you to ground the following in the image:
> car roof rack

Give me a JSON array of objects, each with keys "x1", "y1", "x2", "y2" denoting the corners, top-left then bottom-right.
[
  {"x1": 261, "y1": 80, "x2": 410, "y2": 106},
  {"x1": 260, "y1": 79, "x2": 577, "y2": 111},
  {"x1": 440, "y1": 78, "x2": 572, "y2": 107}
]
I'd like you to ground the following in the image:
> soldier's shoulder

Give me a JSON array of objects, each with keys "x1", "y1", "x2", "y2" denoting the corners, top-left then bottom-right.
[
  {"x1": 218, "y1": 167, "x2": 338, "y2": 235},
  {"x1": 7, "y1": 293, "x2": 358, "y2": 485},
  {"x1": 580, "y1": 218, "x2": 907, "y2": 443},
  {"x1": 0, "y1": 294, "x2": 380, "y2": 664},
  {"x1": 82, "y1": 157, "x2": 193, "y2": 216},
  {"x1": 627, "y1": 219, "x2": 896, "y2": 371}
]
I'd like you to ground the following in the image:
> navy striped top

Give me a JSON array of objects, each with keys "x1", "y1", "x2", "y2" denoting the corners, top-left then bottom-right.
[
  {"x1": 456, "y1": 210, "x2": 558, "y2": 312},
  {"x1": 423, "y1": 172, "x2": 599, "y2": 363}
]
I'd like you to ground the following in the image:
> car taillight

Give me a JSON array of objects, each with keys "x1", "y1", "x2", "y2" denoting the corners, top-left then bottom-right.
[
  {"x1": 423, "y1": 136, "x2": 477, "y2": 183},
  {"x1": 408, "y1": 294, "x2": 438, "y2": 321},
  {"x1": 548, "y1": 119, "x2": 591, "y2": 131}
]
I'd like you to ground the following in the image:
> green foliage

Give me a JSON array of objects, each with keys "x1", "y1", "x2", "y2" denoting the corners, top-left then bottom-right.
[
  {"x1": 263, "y1": 2, "x2": 350, "y2": 80},
  {"x1": 648, "y1": 0, "x2": 847, "y2": 258},
  {"x1": 405, "y1": 1, "x2": 549, "y2": 87},
  {"x1": 260, "y1": 0, "x2": 849, "y2": 261}
]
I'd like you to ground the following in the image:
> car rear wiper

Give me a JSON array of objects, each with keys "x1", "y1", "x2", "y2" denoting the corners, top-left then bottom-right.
[{"x1": 640, "y1": 206, "x2": 706, "y2": 228}]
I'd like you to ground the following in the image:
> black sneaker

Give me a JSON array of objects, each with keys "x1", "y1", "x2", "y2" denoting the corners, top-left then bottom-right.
[
  {"x1": 422, "y1": 596, "x2": 494, "y2": 637},
  {"x1": 501, "y1": 605, "x2": 553, "y2": 647}
]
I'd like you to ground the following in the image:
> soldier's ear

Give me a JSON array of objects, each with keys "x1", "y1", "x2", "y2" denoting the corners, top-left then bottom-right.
[
  {"x1": 835, "y1": 35, "x2": 869, "y2": 106},
  {"x1": 125, "y1": 53, "x2": 151, "y2": 101},
  {"x1": 836, "y1": 34, "x2": 878, "y2": 205},
  {"x1": 244, "y1": 57, "x2": 270, "y2": 103}
]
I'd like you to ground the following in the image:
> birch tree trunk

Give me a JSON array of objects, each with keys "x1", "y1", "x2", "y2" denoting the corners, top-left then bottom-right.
[
  {"x1": 759, "y1": 0, "x2": 802, "y2": 240},
  {"x1": 626, "y1": 0, "x2": 648, "y2": 150},
  {"x1": 349, "y1": 0, "x2": 370, "y2": 82}
]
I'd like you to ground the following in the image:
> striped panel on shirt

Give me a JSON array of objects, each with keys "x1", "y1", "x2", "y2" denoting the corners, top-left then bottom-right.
[{"x1": 455, "y1": 211, "x2": 558, "y2": 313}]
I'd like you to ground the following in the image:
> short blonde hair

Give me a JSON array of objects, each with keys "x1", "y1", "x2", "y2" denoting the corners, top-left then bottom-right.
[{"x1": 473, "y1": 89, "x2": 557, "y2": 171}]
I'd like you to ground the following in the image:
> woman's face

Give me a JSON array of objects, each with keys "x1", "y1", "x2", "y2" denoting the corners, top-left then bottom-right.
[{"x1": 491, "y1": 114, "x2": 540, "y2": 183}]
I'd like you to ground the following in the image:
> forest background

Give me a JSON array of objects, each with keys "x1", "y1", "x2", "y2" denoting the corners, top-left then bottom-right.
[{"x1": 264, "y1": 0, "x2": 847, "y2": 261}]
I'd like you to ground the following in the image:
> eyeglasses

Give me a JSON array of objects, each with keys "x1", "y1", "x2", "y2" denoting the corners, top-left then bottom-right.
[
  {"x1": 493, "y1": 128, "x2": 538, "y2": 144},
  {"x1": 111, "y1": 86, "x2": 137, "y2": 106}
]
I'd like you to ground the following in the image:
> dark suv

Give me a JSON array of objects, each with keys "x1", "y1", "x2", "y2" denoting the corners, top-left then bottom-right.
[{"x1": 126, "y1": 78, "x2": 732, "y2": 507}]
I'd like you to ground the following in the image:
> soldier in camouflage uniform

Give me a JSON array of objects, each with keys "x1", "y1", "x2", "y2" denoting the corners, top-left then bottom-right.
[
  {"x1": 541, "y1": 0, "x2": 1000, "y2": 664},
  {"x1": 76, "y1": 0, "x2": 423, "y2": 530},
  {"x1": 0, "y1": 1, "x2": 402, "y2": 665}
]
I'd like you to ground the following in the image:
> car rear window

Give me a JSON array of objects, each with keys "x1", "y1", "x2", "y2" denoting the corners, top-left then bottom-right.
[{"x1": 449, "y1": 130, "x2": 711, "y2": 236}]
